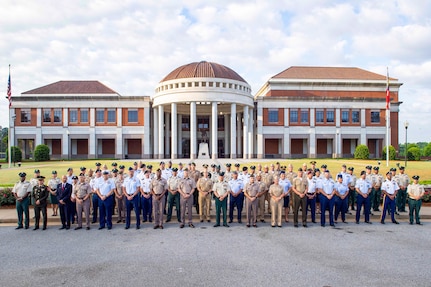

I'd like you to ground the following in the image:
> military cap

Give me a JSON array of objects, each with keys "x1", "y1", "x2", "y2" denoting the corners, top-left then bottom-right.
[
  {"x1": 211, "y1": 164, "x2": 216, "y2": 168},
  {"x1": 399, "y1": 166, "x2": 405, "y2": 170},
  {"x1": 314, "y1": 168, "x2": 320, "y2": 173},
  {"x1": 119, "y1": 165, "x2": 125, "y2": 169},
  {"x1": 365, "y1": 165, "x2": 372, "y2": 169},
  {"x1": 250, "y1": 166, "x2": 256, "y2": 170},
  {"x1": 112, "y1": 168, "x2": 118, "y2": 173},
  {"x1": 156, "y1": 168, "x2": 161, "y2": 172},
  {"x1": 133, "y1": 162, "x2": 138, "y2": 165},
  {"x1": 34, "y1": 169, "x2": 40, "y2": 173},
  {"x1": 111, "y1": 162, "x2": 118, "y2": 167},
  {"x1": 191, "y1": 162, "x2": 196, "y2": 166},
  {"x1": 172, "y1": 167, "x2": 178, "y2": 172},
  {"x1": 72, "y1": 175, "x2": 78, "y2": 180},
  {"x1": 232, "y1": 171, "x2": 238, "y2": 175},
  {"x1": 52, "y1": 170, "x2": 57, "y2": 174},
  {"x1": 242, "y1": 166, "x2": 248, "y2": 171},
  {"x1": 226, "y1": 163, "x2": 232, "y2": 167},
  {"x1": 337, "y1": 174, "x2": 343, "y2": 179},
  {"x1": 203, "y1": 164, "x2": 209, "y2": 168},
  {"x1": 95, "y1": 169, "x2": 101, "y2": 173},
  {"x1": 321, "y1": 164, "x2": 327, "y2": 169},
  {"x1": 276, "y1": 162, "x2": 280, "y2": 165},
  {"x1": 140, "y1": 164, "x2": 145, "y2": 168},
  {"x1": 67, "y1": 167, "x2": 73, "y2": 172},
  {"x1": 19, "y1": 172, "x2": 26, "y2": 177},
  {"x1": 249, "y1": 174, "x2": 254, "y2": 178},
  {"x1": 360, "y1": 170, "x2": 366, "y2": 176},
  {"x1": 178, "y1": 162, "x2": 183, "y2": 166},
  {"x1": 325, "y1": 170, "x2": 330, "y2": 173},
  {"x1": 216, "y1": 165, "x2": 221, "y2": 170},
  {"x1": 79, "y1": 173, "x2": 85, "y2": 177},
  {"x1": 128, "y1": 167, "x2": 134, "y2": 171},
  {"x1": 144, "y1": 170, "x2": 151, "y2": 174},
  {"x1": 102, "y1": 170, "x2": 109, "y2": 175},
  {"x1": 310, "y1": 161, "x2": 317, "y2": 165},
  {"x1": 307, "y1": 170, "x2": 314, "y2": 175},
  {"x1": 37, "y1": 175, "x2": 45, "y2": 180},
  {"x1": 390, "y1": 168, "x2": 397, "y2": 172},
  {"x1": 95, "y1": 162, "x2": 101, "y2": 166},
  {"x1": 280, "y1": 170, "x2": 285, "y2": 174},
  {"x1": 183, "y1": 168, "x2": 189, "y2": 171},
  {"x1": 412, "y1": 175, "x2": 419, "y2": 180},
  {"x1": 80, "y1": 166, "x2": 86, "y2": 171},
  {"x1": 298, "y1": 168, "x2": 303, "y2": 172},
  {"x1": 386, "y1": 171, "x2": 391, "y2": 175},
  {"x1": 160, "y1": 161, "x2": 165, "y2": 165},
  {"x1": 234, "y1": 163, "x2": 240, "y2": 167},
  {"x1": 147, "y1": 165, "x2": 153, "y2": 169},
  {"x1": 373, "y1": 166, "x2": 379, "y2": 170},
  {"x1": 348, "y1": 167, "x2": 354, "y2": 171},
  {"x1": 219, "y1": 172, "x2": 225, "y2": 177}
]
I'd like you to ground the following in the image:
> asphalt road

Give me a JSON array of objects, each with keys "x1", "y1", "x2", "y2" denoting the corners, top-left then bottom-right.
[{"x1": 1, "y1": 221, "x2": 430, "y2": 287}]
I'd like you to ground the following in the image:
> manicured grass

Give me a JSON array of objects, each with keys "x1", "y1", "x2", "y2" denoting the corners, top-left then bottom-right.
[{"x1": 0, "y1": 158, "x2": 430, "y2": 187}]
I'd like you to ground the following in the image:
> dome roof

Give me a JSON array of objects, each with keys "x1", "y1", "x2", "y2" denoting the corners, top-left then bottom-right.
[{"x1": 161, "y1": 61, "x2": 247, "y2": 83}]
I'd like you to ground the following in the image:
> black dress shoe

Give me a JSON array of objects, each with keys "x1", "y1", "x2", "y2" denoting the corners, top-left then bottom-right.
[
  {"x1": 207, "y1": 220, "x2": 211, "y2": 223},
  {"x1": 116, "y1": 220, "x2": 122, "y2": 223},
  {"x1": 91, "y1": 221, "x2": 97, "y2": 224},
  {"x1": 86, "y1": 227, "x2": 90, "y2": 230},
  {"x1": 330, "y1": 224, "x2": 335, "y2": 227},
  {"x1": 365, "y1": 221, "x2": 372, "y2": 224},
  {"x1": 312, "y1": 221, "x2": 316, "y2": 223},
  {"x1": 136, "y1": 226, "x2": 140, "y2": 229},
  {"x1": 159, "y1": 226, "x2": 164, "y2": 229},
  {"x1": 246, "y1": 224, "x2": 250, "y2": 228},
  {"x1": 98, "y1": 226, "x2": 105, "y2": 230},
  {"x1": 125, "y1": 226, "x2": 129, "y2": 230},
  {"x1": 153, "y1": 225, "x2": 159, "y2": 229},
  {"x1": 180, "y1": 224, "x2": 184, "y2": 228},
  {"x1": 294, "y1": 224, "x2": 299, "y2": 228},
  {"x1": 417, "y1": 222, "x2": 423, "y2": 225},
  {"x1": 271, "y1": 225, "x2": 276, "y2": 228},
  {"x1": 107, "y1": 227, "x2": 112, "y2": 230},
  {"x1": 260, "y1": 220, "x2": 265, "y2": 223},
  {"x1": 189, "y1": 223, "x2": 195, "y2": 228},
  {"x1": 74, "y1": 227, "x2": 82, "y2": 230},
  {"x1": 380, "y1": 221, "x2": 385, "y2": 224},
  {"x1": 356, "y1": 221, "x2": 359, "y2": 224},
  {"x1": 223, "y1": 224, "x2": 230, "y2": 227},
  {"x1": 166, "y1": 219, "x2": 171, "y2": 222},
  {"x1": 303, "y1": 224, "x2": 308, "y2": 228},
  {"x1": 33, "y1": 227, "x2": 39, "y2": 230},
  {"x1": 200, "y1": 220, "x2": 204, "y2": 223},
  {"x1": 25, "y1": 226, "x2": 29, "y2": 229},
  {"x1": 253, "y1": 224, "x2": 257, "y2": 228},
  {"x1": 15, "y1": 226, "x2": 23, "y2": 230},
  {"x1": 277, "y1": 225, "x2": 282, "y2": 228},
  {"x1": 42, "y1": 227, "x2": 47, "y2": 230},
  {"x1": 409, "y1": 222, "x2": 413, "y2": 225},
  {"x1": 238, "y1": 220, "x2": 242, "y2": 224},
  {"x1": 228, "y1": 220, "x2": 233, "y2": 223},
  {"x1": 59, "y1": 226, "x2": 66, "y2": 230},
  {"x1": 392, "y1": 221, "x2": 399, "y2": 224},
  {"x1": 65, "y1": 226, "x2": 70, "y2": 230},
  {"x1": 213, "y1": 224, "x2": 220, "y2": 227}
]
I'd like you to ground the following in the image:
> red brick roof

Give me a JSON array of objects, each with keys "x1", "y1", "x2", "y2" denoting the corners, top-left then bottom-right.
[
  {"x1": 272, "y1": 66, "x2": 397, "y2": 81},
  {"x1": 22, "y1": 81, "x2": 118, "y2": 94},
  {"x1": 161, "y1": 61, "x2": 247, "y2": 83}
]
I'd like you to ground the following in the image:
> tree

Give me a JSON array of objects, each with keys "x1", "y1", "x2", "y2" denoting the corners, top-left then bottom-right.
[
  {"x1": 354, "y1": 144, "x2": 369, "y2": 159},
  {"x1": 423, "y1": 142, "x2": 431, "y2": 157},
  {"x1": 381, "y1": 145, "x2": 396, "y2": 160},
  {"x1": 34, "y1": 144, "x2": 50, "y2": 161},
  {"x1": 407, "y1": 147, "x2": 421, "y2": 161},
  {"x1": 5, "y1": 146, "x2": 22, "y2": 162}
]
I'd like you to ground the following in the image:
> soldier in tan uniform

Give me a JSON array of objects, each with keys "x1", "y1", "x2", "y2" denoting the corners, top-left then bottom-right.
[
  {"x1": 179, "y1": 168, "x2": 197, "y2": 228},
  {"x1": 166, "y1": 168, "x2": 181, "y2": 223},
  {"x1": 224, "y1": 163, "x2": 233, "y2": 182},
  {"x1": 213, "y1": 172, "x2": 230, "y2": 227},
  {"x1": 150, "y1": 169, "x2": 168, "y2": 229},
  {"x1": 244, "y1": 175, "x2": 260, "y2": 227},
  {"x1": 395, "y1": 166, "x2": 409, "y2": 213},
  {"x1": 114, "y1": 172, "x2": 126, "y2": 223},
  {"x1": 371, "y1": 166, "x2": 383, "y2": 213},
  {"x1": 269, "y1": 177, "x2": 284, "y2": 227},
  {"x1": 407, "y1": 175, "x2": 425, "y2": 225},
  {"x1": 74, "y1": 173, "x2": 92, "y2": 230},
  {"x1": 256, "y1": 173, "x2": 267, "y2": 223},
  {"x1": 260, "y1": 165, "x2": 273, "y2": 218},
  {"x1": 285, "y1": 164, "x2": 297, "y2": 222},
  {"x1": 197, "y1": 170, "x2": 213, "y2": 222},
  {"x1": 291, "y1": 168, "x2": 309, "y2": 227}
]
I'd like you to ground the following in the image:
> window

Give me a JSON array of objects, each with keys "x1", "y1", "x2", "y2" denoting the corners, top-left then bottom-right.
[
  {"x1": 96, "y1": 109, "x2": 105, "y2": 123},
  {"x1": 198, "y1": 117, "x2": 209, "y2": 129},
  {"x1": 326, "y1": 110, "x2": 334, "y2": 123},
  {"x1": 43, "y1": 109, "x2": 51, "y2": 122},
  {"x1": 21, "y1": 109, "x2": 31, "y2": 123},
  {"x1": 300, "y1": 109, "x2": 309, "y2": 123},
  {"x1": 342, "y1": 110, "x2": 349, "y2": 123},
  {"x1": 80, "y1": 109, "x2": 88, "y2": 123},
  {"x1": 290, "y1": 109, "x2": 298, "y2": 123},
  {"x1": 53, "y1": 109, "x2": 62, "y2": 123},
  {"x1": 182, "y1": 116, "x2": 189, "y2": 130},
  {"x1": 371, "y1": 111, "x2": 380, "y2": 123},
  {"x1": 217, "y1": 115, "x2": 224, "y2": 130},
  {"x1": 128, "y1": 109, "x2": 138, "y2": 123},
  {"x1": 107, "y1": 109, "x2": 116, "y2": 123},
  {"x1": 316, "y1": 110, "x2": 324, "y2": 123},
  {"x1": 268, "y1": 109, "x2": 279, "y2": 123},
  {"x1": 352, "y1": 110, "x2": 360, "y2": 123},
  {"x1": 69, "y1": 109, "x2": 78, "y2": 123}
]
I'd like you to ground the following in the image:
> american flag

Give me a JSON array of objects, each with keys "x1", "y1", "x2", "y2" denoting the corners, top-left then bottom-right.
[
  {"x1": 7, "y1": 65, "x2": 12, "y2": 107},
  {"x1": 386, "y1": 69, "x2": 390, "y2": 110}
]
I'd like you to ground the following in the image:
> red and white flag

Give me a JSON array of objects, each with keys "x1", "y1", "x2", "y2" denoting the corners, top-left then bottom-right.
[
  {"x1": 386, "y1": 69, "x2": 390, "y2": 110},
  {"x1": 7, "y1": 65, "x2": 12, "y2": 107}
]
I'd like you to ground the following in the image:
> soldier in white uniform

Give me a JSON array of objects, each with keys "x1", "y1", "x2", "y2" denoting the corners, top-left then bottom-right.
[
  {"x1": 380, "y1": 171, "x2": 399, "y2": 224},
  {"x1": 407, "y1": 175, "x2": 425, "y2": 225}
]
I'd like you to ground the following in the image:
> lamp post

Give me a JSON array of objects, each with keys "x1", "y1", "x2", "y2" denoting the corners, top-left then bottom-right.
[{"x1": 404, "y1": 121, "x2": 409, "y2": 167}]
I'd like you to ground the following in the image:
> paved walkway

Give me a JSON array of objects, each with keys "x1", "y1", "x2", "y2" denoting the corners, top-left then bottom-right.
[{"x1": 1, "y1": 203, "x2": 430, "y2": 225}]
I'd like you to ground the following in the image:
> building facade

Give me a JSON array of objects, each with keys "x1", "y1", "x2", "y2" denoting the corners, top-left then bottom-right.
[{"x1": 9, "y1": 62, "x2": 402, "y2": 160}]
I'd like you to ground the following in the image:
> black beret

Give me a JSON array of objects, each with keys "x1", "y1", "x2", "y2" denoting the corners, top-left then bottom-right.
[
  {"x1": 386, "y1": 171, "x2": 391, "y2": 175},
  {"x1": 399, "y1": 166, "x2": 405, "y2": 170},
  {"x1": 203, "y1": 164, "x2": 209, "y2": 168},
  {"x1": 337, "y1": 174, "x2": 343, "y2": 179},
  {"x1": 147, "y1": 165, "x2": 153, "y2": 169},
  {"x1": 95, "y1": 169, "x2": 101, "y2": 173},
  {"x1": 280, "y1": 170, "x2": 285, "y2": 174},
  {"x1": 360, "y1": 171, "x2": 366, "y2": 175},
  {"x1": 102, "y1": 171, "x2": 109, "y2": 175},
  {"x1": 321, "y1": 164, "x2": 327, "y2": 169},
  {"x1": 79, "y1": 173, "x2": 85, "y2": 177},
  {"x1": 95, "y1": 162, "x2": 101, "y2": 166},
  {"x1": 298, "y1": 168, "x2": 303, "y2": 172},
  {"x1": 390, "y1": 168, "x2": 397, "y2": 172},
  {"x1": 314, "y1": 168, "x2": 320, "y2": 172},
  {"x1": 310, "y1": 161, "x2": 317, "y2": 165},
  {"x1": 19, "y1": 172, "x2": 26, "y2": 177},
  {"x1": 250, "y1": 166, "x2": 256, "y2": 170},
  {"x1": 234, "y1": 163, "x2": 240, "y2": 167},
  {"x1": 67, "y1": 168, "x2": 73, "y2": 172},
  {"x1": 160, "y1": 161, "x2": 165, "y2": 165}
]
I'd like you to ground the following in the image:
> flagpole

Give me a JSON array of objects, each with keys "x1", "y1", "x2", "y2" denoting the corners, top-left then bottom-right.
[
  {"x1": 8, "y1": 64, "x2": 12, "y2": 168},
  {"x1": 386, "y1": 67, "x2": 390, "y2": 167}
]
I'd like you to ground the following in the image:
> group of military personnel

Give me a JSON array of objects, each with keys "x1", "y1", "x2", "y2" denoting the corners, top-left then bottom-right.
[{"x1": 12, "y1": 160, "x2": 426, "y2": 231}]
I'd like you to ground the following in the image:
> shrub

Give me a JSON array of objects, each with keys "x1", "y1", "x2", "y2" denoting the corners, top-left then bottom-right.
[
  {"x1": 381, "y1": 145, "x2": 396, "y2": 160},
  {"x1": 423, "y1": 142, "x2": 431, "y2": 157},
  {"x1": 0, "y1": 188, "x2": 15, "y2": 206},
  {"x1": 5, "y1": 146, "x2": 22, "y2": 162},
  {"x1": 354, "y1": 144, "x2": 369, "y2": 159},
  {"x1": 407, "y1": 147, "x2": 421, "y2": 161},
  {"x1": 34, "y1": 144, "x2": 50, "y2": 161}
]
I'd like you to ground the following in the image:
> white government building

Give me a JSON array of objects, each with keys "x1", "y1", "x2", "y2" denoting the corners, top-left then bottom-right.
[{"x1": 9, "y1": 61, "x2": 402, "y2": 160}]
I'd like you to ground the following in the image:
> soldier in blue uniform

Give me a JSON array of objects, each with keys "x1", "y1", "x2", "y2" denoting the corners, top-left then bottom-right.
[
  {"x1": 334, "y1": 174, "x2": 349, "y2": 223},
  {"x1": 318, "y1": 170, "x2": 336, "y2": 227},
  {"x1": 123, "y1": 167, "x2": 141, "y2": 229},
  {"x1": 228, "y1": 171, "x2": 244, "y2": 224},
  {"x1": 355, "y1": 171, "x2": 372, "y2": 224},
  {"x1": 96, "y1": 171, "x2": 116, "y2": 230}
]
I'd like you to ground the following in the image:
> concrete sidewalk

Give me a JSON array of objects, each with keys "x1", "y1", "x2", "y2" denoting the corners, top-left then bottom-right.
[{"x1": 1, "y1": 203, "x2": 430, "y2": 225}]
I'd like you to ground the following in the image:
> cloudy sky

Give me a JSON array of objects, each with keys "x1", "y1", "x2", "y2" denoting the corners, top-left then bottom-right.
[{"x1": 1, "y1": 0, "x2": 430, "y2": 143}]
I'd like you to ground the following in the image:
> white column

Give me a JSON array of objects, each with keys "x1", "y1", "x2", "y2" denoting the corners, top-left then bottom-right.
[
  {"x1": 158, "y1": 105, "x2": 164, "y2": 159},
  {"x1": 248, "y1": 108, "x2": 253, "y2": 159},
  {"x1": 62, "y1": 129, "x2": 68, "y2": 160},
  {"x1": 177, "y1": 114, "x2": 182, "y2": 156},
  {"x1": 63, "y1": 108, "x2": 68, "y2": 127},
  {"x1": 224, "y1": 114, "x2": 230, "y2": 157},
  {"x1": 143, "y1": 107, "x2": 151, "y2": 158},
  {"x1": 171, "y1": 103, "x2": 177, "y2": 159},
  {"x1": 116, "y1": 108, "x2": 122, "y2": 158},
  {"x1": 165, "y1": 111, "x2": 170, "y2": 157},
  {"x1": 153, "y1": 107, "x2": 159, "y2": 158},
  {"x1": 230, "y1": 103, "x2": 237, "y2": 158},
  {"x1": 237, "y1": 113, "x2": 242, "y2": 157},
  {"x1": 243, "y1": 106, "x2": 249, "y2": 159},
  {"x1": 211, "y1": 102, "x2": 218, "y2": 159},
  {"x1": 89, "y1": 108, "x2": 95, "y2": 159},
  {"x1": 190, "y1": 102, "x2": 197, "y2": 159},
  {"x1": 257, "y1": 106, "x2": 263, "y2": 158}
]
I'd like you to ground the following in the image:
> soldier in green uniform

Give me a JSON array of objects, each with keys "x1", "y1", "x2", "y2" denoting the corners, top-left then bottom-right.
[
  {"x1": 347, "y1": 167, "x2": 356, "y2": 213},
  {"x1": 213, "y1": 172, "x2": 230, "y2": 227},
  {"x1": 32, "y1": 176, "x2": 49, "y2": 230},
  {"x1": 166, "y1": 168, "x2": 181, "y2": 223},
  {"x1": 12, "y1": 172, "x2": 33, "y2": 229},
  {"x1": 395, "y1": 166, "x2": 409, "y2": 213},
  {"x1": 407, "y1": 175, "x2": 425, "y2": 225}
]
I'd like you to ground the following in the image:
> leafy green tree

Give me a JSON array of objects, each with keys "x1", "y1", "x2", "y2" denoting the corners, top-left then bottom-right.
[
  {"x1": 423, "y1": 142, "x2": 431, "y2": 157},
  {"x1": 34, "y1": 144, "x2": 50, "y2": 161},
  {"x1": 407, "y1": 147, "x2": 421, "y2": 161},
  {"x1": 5, "y1": 146, "x2": 22, "y2": 162},
  {"x1": 354, "y1": 144, "x2": 369, "y2": 159},
  {"x1": 382, "y1": 145, "x2": 396, "y2": 160}
]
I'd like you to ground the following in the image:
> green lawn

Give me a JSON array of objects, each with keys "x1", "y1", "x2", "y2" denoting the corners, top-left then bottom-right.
[{"x1": 0, "y1": 158, "x2": 430, "y2": 186}]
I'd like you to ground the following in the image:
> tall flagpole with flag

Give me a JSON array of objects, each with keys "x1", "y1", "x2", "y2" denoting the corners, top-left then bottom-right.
[
  {"x1": 385, "y1": 67, "x2": 390, "y2": 167},
  {"x1": 7, "y1": 64, "x2": 12, "y2": 168}
]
